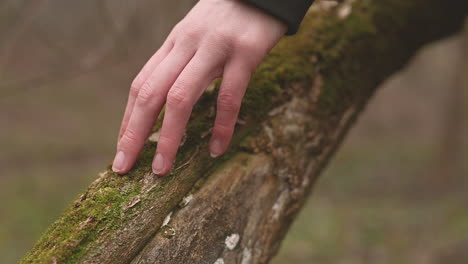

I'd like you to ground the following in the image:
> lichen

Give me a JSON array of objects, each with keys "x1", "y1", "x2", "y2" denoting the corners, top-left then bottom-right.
[
  {"x1": 160, "y1": 225, "x2": 176, "y2": 239},
  {"x1": 241, "y1": 247, "x2": 252, "y2": 264},
  {"x1": 178, "y1": 194, "x2": 193, "y2": 208},
  {"x1": 214, "y1": 258, "x2": 225, "y2": 264},
  {"x1": 225, "y1": 233, "x2": 240, "y2": 250},
  {"x1": 162, "y1": 211, "x2": 173, "y2": 226}
]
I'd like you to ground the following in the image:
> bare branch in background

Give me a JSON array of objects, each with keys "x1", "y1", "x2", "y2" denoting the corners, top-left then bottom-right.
[
  {"x1": 96, "y1": 0, "x2": 127, "y2": 50},
  {"x1": 0, "y1": 0, "x2": 50, "y2": 78},
  {"x1": 431, "y1": 21, "x2": 467, "y2": 189},
  {"x1": 0, "y1": 44, "x2": 129, "y2": 100}
]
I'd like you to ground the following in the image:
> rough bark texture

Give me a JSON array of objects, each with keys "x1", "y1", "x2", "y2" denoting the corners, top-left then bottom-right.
[{"x1": 21, "y1": 0, "x2": 467, "y2": 263}]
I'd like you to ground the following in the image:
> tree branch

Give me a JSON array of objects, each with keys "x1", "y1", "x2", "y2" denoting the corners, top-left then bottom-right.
[{"x1": 21, "y1": 0, "x2": 467, "y2": 263}]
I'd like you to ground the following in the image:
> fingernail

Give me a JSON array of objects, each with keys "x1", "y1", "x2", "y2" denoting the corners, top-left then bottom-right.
[
  {"x1": 112, "y1": 151, "x2": 125, "y2": 173},
  {"x1": 210, "y1": 139, "x2": 222, "y2": 158},
  {"x1": 153, "y1": 153, "x2": 165, "y2": 175}
]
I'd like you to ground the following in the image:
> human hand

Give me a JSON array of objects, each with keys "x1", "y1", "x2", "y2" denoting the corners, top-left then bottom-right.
[{"x1": 113, "y1": 0, "x2": 286, "y2": 175}]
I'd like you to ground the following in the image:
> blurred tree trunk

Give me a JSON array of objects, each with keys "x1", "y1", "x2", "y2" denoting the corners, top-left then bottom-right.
[
  {"x1": 432, "y1": 21, "x2": 467, "y2": 189},
  {"x1": 21, "y1": 0, "x2": 467, "y2": 263}
]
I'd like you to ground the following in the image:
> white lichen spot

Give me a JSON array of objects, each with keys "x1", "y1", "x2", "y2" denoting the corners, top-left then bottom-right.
[
  {"x1": 272, "y1": 190, "x2": 290, "y2": 220},
  {"x1": 225, "y1": 233, "x2": 240, "y2": 250},
  {"x1": 179, "y1": 194, "x2": 193, "y2": 207},
  {"x1": 311, "y1": 0, "x2": 338, "y2": 11},
  {"x1": 268, "y1": 103, "x2": 288, "y2": 116},
  {"x1": 236, "y1": 118, "x2": 247, "y2": 126},
  {"x1": 206, "y1": 82, "x2": 216, "y2": 92},
  {"x1": 98, "y1": 170, "x2": 108, "y2": 178},
  {"x1": 78, "y1": 217, "x2": 95, "y2": 230},
  {"x1": 179, "y1": 132, "x2": 187, "y2": 146},
  {"x1": 122, "y1": 196, "x2": 141, "y2": 212},
  {"x1": 162, "y1": 211, "x2": 172, "y2": 226},
  {"x1": 252, "y1": 161, "x2": 272, "y2": 177},
  {"x1": 241, "y1": 247, "x2": 252, "y2": 264},
  {"x1": 338, "y1": 3, "x2": 352, "y2": 19},
  {"x1": 339, "y1": 105, "x2": 357, "y2": 128},
  {"x1": 302, "y1": 162, "x2": 315, "y2": 188},
  {"x1": 282, "y1": 124, "x2": 303, "y2": 140},
  {"x1": 213, "y1": 258, "x2": 225, "y2": 264},
  {"x1": 263, "y1": 125, "x2": 274, "y2": 143},
  {"x1": 148, "y1": 130, "x2": 160, "y2": 142},
  {"x1": 160, "y1": 225, "x2": 176, "y2": 239},
  {"x1": 200, "y1": 127, "x2": 213, "y2": 138},
  {"x1": 141, "y1": 172, "x2": 158, "y2": 193}
]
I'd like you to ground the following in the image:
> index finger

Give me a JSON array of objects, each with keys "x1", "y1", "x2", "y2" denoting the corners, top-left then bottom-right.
[
  {"x1": 152, "y1": 49, "x2": 224, "y2": 176},
  {"x1": 118, "y1": 41, "x2": 174, "y2": 141}
]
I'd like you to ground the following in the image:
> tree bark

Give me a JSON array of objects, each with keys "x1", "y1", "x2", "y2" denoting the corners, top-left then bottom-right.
[{"x1": 21, "y1": 0, "x2": 467, "y2": 263}]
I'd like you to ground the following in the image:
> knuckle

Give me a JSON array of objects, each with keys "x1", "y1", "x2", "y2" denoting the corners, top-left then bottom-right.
[
  {"x1": 213, "y1": 122, "x2": 233, "y2": 138},
  {"x1": 206, "y1": 33, "x2": 232, "y2": 57},
  {"x1": 235, "y1": 36, "x2": 258, "y2": 54},
  {"x1": 157, "y1": 134, "x2": 175, "y2": 147},
  {"x1": 217, "y1": 92, "x2": 240, "y2": 113},
  {"x1": 130, "y1": 84, "x2": 140, "y2": 98},
  {"x1": 131, "y1": 74, "x2": 145, "y2": 89},
  {"x1": 180, "y1": 29, "x2": 201, "y2": 43},
  {"x1": 166, "y1": 86, "x2": 190, "y2": 110},
  {"x1": 130, "y1": 78, "x2": 143, "y2": 97},
  {"x1": 119, "y1": 122, "x2": 128, "y2": 134},
  {"x1": 209, "y1": 30, "x2": 233, "y2": 46},
  {"x1": 119, "y1": 128, "x2": 140, "y2": 148},
  {"x1": 136, "y1": 82, "x2": 153, "y2": 106},
  {"x1": 215, "y1": 122, "x2": 232, "y2": 133},
  {"x1": 171, "y1": 21, "x2": 183, "y2": 35},
  {"x1": 234, "y1": 37, "x2": 264, "y2": 70}
]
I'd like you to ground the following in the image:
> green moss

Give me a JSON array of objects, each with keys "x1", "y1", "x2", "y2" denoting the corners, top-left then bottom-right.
[{"x1": 21, "y1": 169, "x2": 143, "y2": 263}]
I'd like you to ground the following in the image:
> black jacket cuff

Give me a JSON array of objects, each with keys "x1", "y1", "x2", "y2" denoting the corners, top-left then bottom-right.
[{"x1": 242, "y1": 0, "x2": 314, "y2": 35}]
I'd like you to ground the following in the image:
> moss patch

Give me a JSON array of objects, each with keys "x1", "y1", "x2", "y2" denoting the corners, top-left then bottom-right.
[{"x1": 21, "y1": 169, "x2": 143, "y2": 263}]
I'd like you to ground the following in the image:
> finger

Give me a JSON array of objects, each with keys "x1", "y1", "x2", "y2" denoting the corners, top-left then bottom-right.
[
  {"x1": 112, "y1": 44, "x2": 196, "y2": 174},
  {"x1": 118, "y1": 41, "x2": 174, "y2": 141},
  {"x1": 210, "y1": 60, "x2": 251, "y2": 157},
  {"x1": 153, "y1": 49, "x2": 225, "y2": 176}
]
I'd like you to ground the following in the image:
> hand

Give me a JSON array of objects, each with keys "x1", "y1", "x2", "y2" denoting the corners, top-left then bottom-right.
[{"x1": 113, "y1": 0, "x2": 286, "y2": 176}]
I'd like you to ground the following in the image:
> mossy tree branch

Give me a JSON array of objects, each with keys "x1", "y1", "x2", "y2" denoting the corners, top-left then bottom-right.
[{"x1": 22, "y1": 0, "x2": 467, "y2": 263}]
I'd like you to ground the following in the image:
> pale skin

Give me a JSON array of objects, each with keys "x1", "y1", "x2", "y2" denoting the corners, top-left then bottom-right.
[{"x1": 113, "y1": 0, "x2": 287, "y2": 175}]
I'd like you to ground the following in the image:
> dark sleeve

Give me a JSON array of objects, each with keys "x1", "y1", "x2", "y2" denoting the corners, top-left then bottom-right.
[{"x1": 242, "y1": 0, "x2": 315, "y2": 35}]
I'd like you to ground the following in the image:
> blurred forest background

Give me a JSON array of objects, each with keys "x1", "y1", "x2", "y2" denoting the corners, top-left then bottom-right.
[{"x1": 0, "y1": 0, "x2": 467, "y2": 263}]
